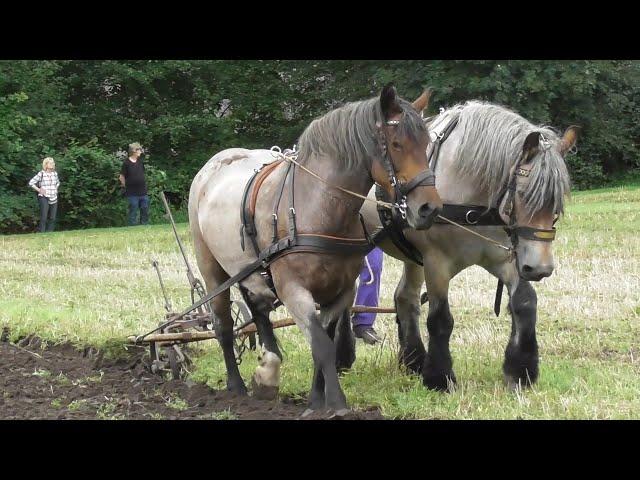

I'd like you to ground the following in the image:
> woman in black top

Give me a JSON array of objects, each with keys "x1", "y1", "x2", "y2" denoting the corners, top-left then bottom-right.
[{"x1": 119, "y1": 142, "x2": 149, "y2": 225}]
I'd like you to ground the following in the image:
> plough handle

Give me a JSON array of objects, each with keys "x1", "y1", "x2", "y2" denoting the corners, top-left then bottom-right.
[
  {"x1": 160, "y1": 191, "x2": 198, "y2": 288},
  {"x1": 152, "y1": 260, "x2": 172, "y2": 312}
]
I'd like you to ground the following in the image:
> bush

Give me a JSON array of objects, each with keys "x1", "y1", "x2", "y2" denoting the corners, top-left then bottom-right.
[
  {"x1": 565, "y1": 154, "x2": 607, "y2": 190},
  {"x1": 0, "y1": 192, "x2": 40, "y2": 233}
]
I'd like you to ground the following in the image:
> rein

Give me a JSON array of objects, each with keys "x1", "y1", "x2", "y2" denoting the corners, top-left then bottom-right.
[
  {"x1": 435, "y1": 214, "x2": 513, "y2": 254},
  {"x1": 270, "y1": 147, "x2": 394, "y2": 210}
]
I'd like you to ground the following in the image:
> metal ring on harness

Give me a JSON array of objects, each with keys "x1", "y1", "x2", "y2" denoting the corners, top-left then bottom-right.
[{"x1": 465, "y1": 210, "x2": 480, "y2": 225}]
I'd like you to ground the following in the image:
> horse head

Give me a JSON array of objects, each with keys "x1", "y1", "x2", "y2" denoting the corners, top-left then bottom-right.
[
  {"x1": 498, "y1": 126, "x2": 578, "y2": 281},
  {"x1": 372, "y1": 84, "x2": 443, "y2": 230}
]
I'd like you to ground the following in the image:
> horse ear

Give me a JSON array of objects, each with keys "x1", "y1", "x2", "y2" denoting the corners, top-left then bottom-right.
[
  {"x1": 559, "y1": 125, "x2": 580, "y2": 155},
  {"x1": 522, "y1": 131, "x2": 541, "y2": 158},
  {"x1": 412, "y1": 88, "x2": 432, "y2": 114},
  {"x1": 380, "y1": 83, "x2": 401, "y2": 120}
]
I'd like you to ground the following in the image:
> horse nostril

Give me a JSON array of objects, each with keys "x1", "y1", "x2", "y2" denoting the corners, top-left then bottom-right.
[
  {"x1": 521, "y1": 264, "x2": 553, "y2": 281},
  {"x1": 418, "y1": 203, "x2": 438, "y2": 218}
]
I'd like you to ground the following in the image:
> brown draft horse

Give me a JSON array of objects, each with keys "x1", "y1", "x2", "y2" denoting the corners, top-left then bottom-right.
[{"x1": 188, "y1": 85, "x2": 442, "y2": 416}]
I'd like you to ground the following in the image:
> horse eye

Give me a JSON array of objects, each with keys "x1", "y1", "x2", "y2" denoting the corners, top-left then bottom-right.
[{"x1": 392, "y1": 141, "x2": 402, "y2": 150}]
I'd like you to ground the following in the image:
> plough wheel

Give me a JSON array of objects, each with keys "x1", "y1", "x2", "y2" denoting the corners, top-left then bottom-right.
[{"x1": 148, "y1": 340, "x2": 189, "y2": 380}]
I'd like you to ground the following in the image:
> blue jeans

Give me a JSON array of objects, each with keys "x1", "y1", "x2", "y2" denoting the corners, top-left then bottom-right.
[
  {"x1": 352, "y1": 247, "x2": 384, "y2": 327},
  {"x1": 38, "y1": 197, "x2": 58, "y2": 233},
  {"x1": 127, "y1": 195, "x2": 149, "y2": 225}
]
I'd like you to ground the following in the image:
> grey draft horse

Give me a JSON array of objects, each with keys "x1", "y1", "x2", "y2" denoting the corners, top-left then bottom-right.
[
  {"x1": 340, "y1": 100, "x2": 576, "y2": 391},
  {"x1": 188, "y1": 85, "x2": 442, "y2": 416}
]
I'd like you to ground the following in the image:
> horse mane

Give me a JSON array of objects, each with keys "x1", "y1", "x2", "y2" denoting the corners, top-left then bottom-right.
[
  {"x1": 296, "y1": 96, "x2": 427, "y2": 173},
  {"x1": 442, "y1": 101, "x2": 571, "y2": 214}
]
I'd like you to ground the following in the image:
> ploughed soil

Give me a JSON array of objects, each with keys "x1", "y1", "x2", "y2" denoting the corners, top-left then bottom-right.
[{"x1": 0, "y1": 333, "x2": 384, "y2": 420}]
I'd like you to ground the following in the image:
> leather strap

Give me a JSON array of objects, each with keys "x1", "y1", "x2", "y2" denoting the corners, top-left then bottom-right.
[
  {"x1": 428, "y1": 116, "x2": 459, "y2": 173},
  {"x1": 510, "y1": 226, "x2": 556, "y2": 242},
  {"x1": 435, "y1": 204, "x2": 506, "y2": 226},
  {"x1": 494, "y1": 279, "x2": 504, "y2": 317},
  {"x1": 398, "y1": 169, "x2": 436, "y2": 194},
  {"x1": 249, "y1": 159, "x2": 283, "y2": 216},
  {"x1": 240, "y1": 167, "x2": 263, "y2": 256},
  {"x1": 372, "y1": 184, "x2": 424, "y2": 266}
]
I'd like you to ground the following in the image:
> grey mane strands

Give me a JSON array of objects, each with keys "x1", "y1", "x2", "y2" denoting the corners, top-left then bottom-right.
[{"x1": 450, "y1": 101, "x2": 571, "y2": 215}]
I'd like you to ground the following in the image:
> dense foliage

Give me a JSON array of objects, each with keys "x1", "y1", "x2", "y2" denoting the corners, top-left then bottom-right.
[{"x1": 1, "y1": 60, "x2": 638, "y2": 233}]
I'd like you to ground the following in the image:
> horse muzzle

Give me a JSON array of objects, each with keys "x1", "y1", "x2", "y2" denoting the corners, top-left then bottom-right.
[
  {"x1": 519, "y1": 263, "x2": 554, "y2": 282},
  {"x1": 409, "y1": 202, "x2": 442, "y2": 230}
]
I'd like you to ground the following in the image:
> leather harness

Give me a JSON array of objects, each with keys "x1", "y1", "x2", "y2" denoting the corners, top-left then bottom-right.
[{"x1": 239, "y1": 156, "x2": 374, "y2": 305}]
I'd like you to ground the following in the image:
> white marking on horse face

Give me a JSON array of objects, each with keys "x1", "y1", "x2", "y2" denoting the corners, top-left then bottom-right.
[{"x1": 254, "y1": 348, "x2": 281, "y2": 387}]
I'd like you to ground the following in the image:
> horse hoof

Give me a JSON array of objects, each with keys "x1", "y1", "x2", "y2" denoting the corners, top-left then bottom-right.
[
  {"x1": 327, "y1": 408, "x2": 352, "y2": 420},
  {"x1": 401, "y1": 357, "x2": 424, "y2": 375},
  {"x1": 301, "y1": 408, "x2": 315, "y2": 419},
  {"x1": 505, "y1": 377, "x2": 521, "y2": 391},
  {"x1": 251, "y1": 376, "x2": 279, "y2": 400},
  {"x1": 227, "y1": 381, "x2": 248, "y2": 396},
  {"x1": 504, "y1": 374, "x2": 533, "y2": 391},
  {"x1": 399, "y1": 347, "x2": 425, "y2": 375},
  {"x1": 423, "y1": 372, "x2": 456, "y2": 392}
]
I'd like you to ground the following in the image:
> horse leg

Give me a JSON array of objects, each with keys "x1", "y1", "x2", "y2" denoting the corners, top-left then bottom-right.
[
  {"x1": 422, "y1": 254, "x2": 456, "y2": 391},
  {"x1": 237, "y1": 284, "x2": 282, "y2": 400},
  {"x1": 317, "y1": 291, "x2": 356, "y2": 411},
  {"x1": 333, "y1": 309, "x2": 356, "y2": 373},
  {"x1": 308, "y1": 312, "x2": 350, "y2": 400},
  {"x1": 332, "y1": 283, "x2": 357, "y2": 373},
  {"x1": 504, "y1": 279, "x2": 539, "y2": 388},
  {"x1": 278, "y1": 283, "x2": 348, "y2": 416},
  {"x1": 192, "y1": 231, "x2": 246, "y2": 395},
  {"x1": 395, "y1": 261, "x2": 427, "y2": 374}
]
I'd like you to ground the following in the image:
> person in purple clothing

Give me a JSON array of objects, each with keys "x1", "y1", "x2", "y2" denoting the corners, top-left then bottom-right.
[{"x1": 352, "y1": 246, "x2": 384, "y2": 345}]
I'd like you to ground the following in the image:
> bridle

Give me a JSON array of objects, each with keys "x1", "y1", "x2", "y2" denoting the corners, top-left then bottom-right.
[
  {"x1": 497, "y1": 137, "x2": 559, "y2": 251},
  {"x1": 376, "y1": 119, "x2": 436, "y2": 222}
]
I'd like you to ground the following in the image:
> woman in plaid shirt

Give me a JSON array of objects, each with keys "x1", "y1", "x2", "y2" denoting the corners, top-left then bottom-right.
[{"x1": 28, "y1": 157, "x2": 61, "y2": 232}]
